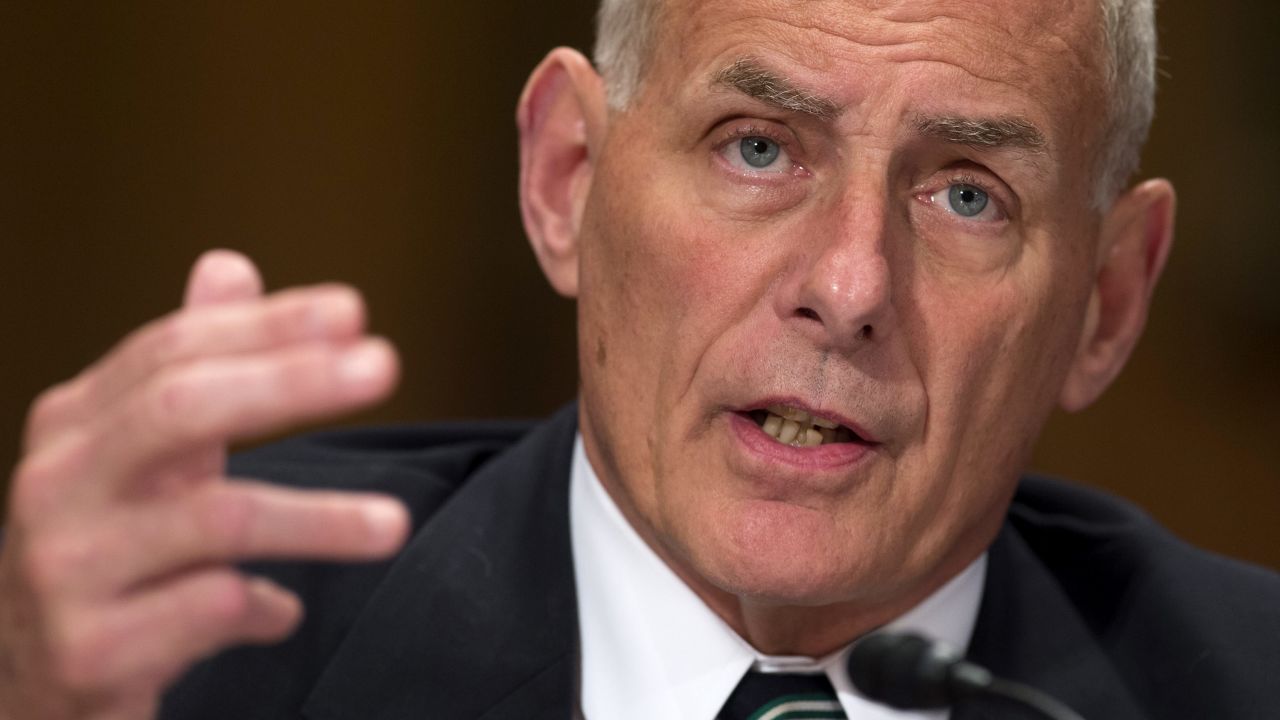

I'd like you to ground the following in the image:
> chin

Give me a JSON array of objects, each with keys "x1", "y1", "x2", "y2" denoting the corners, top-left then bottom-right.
[
  {"x1": 715, "y1": 563, "x2": 859, "y2": 607},
  {"x1": 684, "y1": 499, "x2": 879, "y2": 607}
]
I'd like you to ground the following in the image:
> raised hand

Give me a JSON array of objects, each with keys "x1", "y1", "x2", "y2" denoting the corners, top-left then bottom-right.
[{"x1": 0, "y1": 250, "x2": 410, "y2": 719}]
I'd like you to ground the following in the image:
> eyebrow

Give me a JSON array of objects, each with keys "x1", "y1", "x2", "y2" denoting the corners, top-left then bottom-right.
[
  {"x1": 711, "y1": 57, "x2": 1049, "y2": 161},
  {"x1": 913, "y1": 115, "x2": 1047, "y2": 153},
  {"x1": 711, "y1": 58, "x2": 840, "y2": 121}
]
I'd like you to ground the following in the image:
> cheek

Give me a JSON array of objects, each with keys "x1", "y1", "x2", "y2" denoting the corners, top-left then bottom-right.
[
  {"x1": 910, "y1": 260, "x2": 1086, "y2": 470},
  {"x1": 582, "y1": 160, "x2": 780, "y2": 375},
  {"x1": 575, "y1": 161, "x2": 744, "y2": 450}
]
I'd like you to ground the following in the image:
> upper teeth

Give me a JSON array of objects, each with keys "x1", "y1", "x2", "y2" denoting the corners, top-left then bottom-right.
[
  {"x1": 760, "y1": 405, "x2": 849, "y2": 447},
  {"x1": 768, "y1": 404, "x2": 839, "y2": 428}
]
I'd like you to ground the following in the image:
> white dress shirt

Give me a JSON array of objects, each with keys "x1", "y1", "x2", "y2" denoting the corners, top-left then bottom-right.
[{"x1": 570, "y1": 435, "x2": 987, "y2": 720}]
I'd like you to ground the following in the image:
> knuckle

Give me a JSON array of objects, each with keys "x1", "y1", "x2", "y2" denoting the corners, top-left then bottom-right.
[
  {"x1": 145, "y1": 370, "x2": 206, "y2": 442},
  {"x1": 75, "y1": 369, "x2": 104, "y2": 411},
  {"x1": 25, "y1": 386, "x2": 58, "y2": 422},
  {"x1": 25, "y1": 387, "x2": 62, "y2": 434},
  {"x1": 9, "y1": 435, "x2": 93, "y2": 520},
  {"x1": 9, "y1": 456, "x2": 57, "y2": 520},
  {"x1": 72, "y1": 368, "x2": 115, "y2": 424},
  {"x1": 23, "y1": 381, "x2": 79, "y2": 450}
]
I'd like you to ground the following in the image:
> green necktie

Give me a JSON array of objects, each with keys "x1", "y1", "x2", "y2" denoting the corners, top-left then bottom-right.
[{"x1": 716, "y1": 670, "x2": 849, "y2": 720}]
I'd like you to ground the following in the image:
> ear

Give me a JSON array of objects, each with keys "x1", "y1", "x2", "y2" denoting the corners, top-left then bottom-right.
[
  {"x1": 1059, "y1": 179, "x2": 1176, "y2": 412},
  {"x1": 516, "y1": 47, "x2": 608, "y2": 299}
]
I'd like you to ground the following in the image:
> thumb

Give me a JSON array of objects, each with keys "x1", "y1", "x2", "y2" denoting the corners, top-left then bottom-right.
[{"x1": 183, "y1": 249, "x2": 264, "y2": 308}]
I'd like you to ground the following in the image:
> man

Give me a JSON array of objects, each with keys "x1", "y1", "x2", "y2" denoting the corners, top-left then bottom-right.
[{"x1": 1, "y1": 0, "x2": 1276, "y2": 719}]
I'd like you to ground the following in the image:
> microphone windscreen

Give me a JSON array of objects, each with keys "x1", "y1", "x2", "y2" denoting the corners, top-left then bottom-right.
[{"x1": 847, "y1": 632, "x2": 960, "y2": 709}]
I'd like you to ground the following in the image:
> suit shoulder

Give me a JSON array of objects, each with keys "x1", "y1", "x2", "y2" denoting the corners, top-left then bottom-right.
[
  {"x1": 228, "y1": 418, "x2": 538, "y2": 517},
  {"x1": 1006, "y1": 475, "x2": 1280, "y2": 716},
  {"x1": 1008, "y1": 474, "x2": 1278, "y2": 592}
]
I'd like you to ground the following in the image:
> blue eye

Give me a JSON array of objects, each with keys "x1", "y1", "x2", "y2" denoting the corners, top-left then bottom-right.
[
  {"x1": 947, "y1": 184, "x2": 989, "y2": 217},
  {"x1": 739, "y1": 136, "x2": 781, "y2": 168}
]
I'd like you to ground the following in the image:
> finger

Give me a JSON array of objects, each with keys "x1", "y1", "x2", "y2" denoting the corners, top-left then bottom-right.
[
  {"x1": 62, "y1": 481, "x2": 409, "y2": 592},
  {"x1": 176, "y1": 250, "x2": 266, "y2": 493},
  {"x1": 16, "y1": 336, "x2": 396, "y2": 511},
  {"x1": 23, "y1": 285, "x2": 366, "y2": 454},
  {"x1": 85, "y1": 337, "x2": 398, "y2": 498},
  {"x1": 22, "y1": 379, "x2": 82, "y2": 455},
  {"x1": 183, "y1": 249, "x2": 264, "y2": 307},
  {"x1": 58, "y1": 570, "x2": 301, "y2": 695},
  {"x1": 87, "y1": 286, "x2": 367, "y2": 435}
]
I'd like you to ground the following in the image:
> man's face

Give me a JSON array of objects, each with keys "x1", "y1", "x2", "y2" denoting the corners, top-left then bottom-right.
[{"x1": 576, "y1": 0, "x2": 1109, "y2": 613}]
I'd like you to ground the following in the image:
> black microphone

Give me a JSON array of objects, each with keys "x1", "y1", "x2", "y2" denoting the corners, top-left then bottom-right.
[{"x1": 847, "y1": 631, "x2": 1087, "y2": 720}]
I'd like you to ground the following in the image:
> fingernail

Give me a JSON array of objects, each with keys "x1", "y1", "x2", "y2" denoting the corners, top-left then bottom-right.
[
  {"x1": 306, "y1": 288, "x2": 362, "y2": 338},
  {"x1": 338, "y1": 341, "x2": 389, "y2": 385},
  {"x1": 362, "y1": 499, "x2": 408, "y2": 548}
]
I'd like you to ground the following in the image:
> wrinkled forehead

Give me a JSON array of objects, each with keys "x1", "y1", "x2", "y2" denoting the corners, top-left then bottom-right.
[
  {"x1": 650, "y1": 0, "x2": 1108, "y2": 149},
  {"x1": 658, "y1": 0, "x2": 1105, "y2": 70}
]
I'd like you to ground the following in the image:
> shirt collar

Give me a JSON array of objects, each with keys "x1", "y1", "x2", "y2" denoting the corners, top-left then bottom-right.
[{"x1": 570, "y1": 434, "x2": 986, "y2": 720}]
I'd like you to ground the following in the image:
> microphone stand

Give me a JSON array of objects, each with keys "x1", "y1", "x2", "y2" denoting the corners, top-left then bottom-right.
[
  {"x1": 848, "y1": 631, "x2": 1088, "y2": 720},
  {"x1": 981, "y1": 677, "x2": 1087, "y2": 720}
]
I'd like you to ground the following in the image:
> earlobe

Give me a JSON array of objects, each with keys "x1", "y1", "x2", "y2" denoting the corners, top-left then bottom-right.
[
  {"x1": 1059, "y1": 179, "x2": 1176, "y2": 412},
  {"x1": 516, "y1": 47, "x2": 607, "y2": 299}
]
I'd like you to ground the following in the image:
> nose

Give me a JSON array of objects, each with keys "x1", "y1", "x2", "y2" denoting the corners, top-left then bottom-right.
[{"x1": 781, "y1": 189, "x2": 896, "y2": 351}]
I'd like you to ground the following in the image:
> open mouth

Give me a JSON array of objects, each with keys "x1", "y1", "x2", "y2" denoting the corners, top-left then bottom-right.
[{"x1": 744, "y1": 404, "x2": 865, "y2": 447}]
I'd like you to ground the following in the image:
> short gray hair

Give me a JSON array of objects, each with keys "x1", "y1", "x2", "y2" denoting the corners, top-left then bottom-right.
[
  {"x1": 592, "y1": 0, "x2": 1158, "y2": 208},
  {"x1": 593, "y1": 0, "x2": 663, "y2": 110},
  {"x1": 1097, "y1": 0, "x2": 1157, "y2": 205}
]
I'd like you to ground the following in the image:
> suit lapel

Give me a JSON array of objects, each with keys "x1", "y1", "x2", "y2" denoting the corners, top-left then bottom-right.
[
  {"x1": 958, "y1": 523, "x2": 1148, "y2": 720},
  {"x1": 301, "y1": 411, "x2": 1153, "y2": 719},
  {"x1": 303, "y1": 406, "x2": 580, "y2": 720}
]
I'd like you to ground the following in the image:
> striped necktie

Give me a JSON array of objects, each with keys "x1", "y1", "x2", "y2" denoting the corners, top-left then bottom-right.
[{"x1": 717, "y1": 670, "x2": 848, "y2": 720}]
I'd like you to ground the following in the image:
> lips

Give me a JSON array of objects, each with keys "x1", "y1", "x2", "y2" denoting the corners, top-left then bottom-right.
[{"x1": 726, "y1": 400, "x2": 877, "y2": 474}]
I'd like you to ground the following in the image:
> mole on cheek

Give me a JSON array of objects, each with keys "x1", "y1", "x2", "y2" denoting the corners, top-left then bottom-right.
[{"x1": 596, "y1": 337, "x2": 608, "y2": 367}]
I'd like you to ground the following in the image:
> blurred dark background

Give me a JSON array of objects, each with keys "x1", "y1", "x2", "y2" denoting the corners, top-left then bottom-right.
[{"x1": 1, "y1": 2, "x2": 1276, "y2": 569}]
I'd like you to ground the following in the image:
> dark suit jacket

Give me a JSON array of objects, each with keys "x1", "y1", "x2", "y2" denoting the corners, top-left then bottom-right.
[{"x1": 160, "y1": 404, "x2": 1280, "y2": 719}]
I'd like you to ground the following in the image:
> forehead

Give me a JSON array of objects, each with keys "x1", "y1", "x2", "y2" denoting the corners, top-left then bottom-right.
[
  {"x1": 651, "y1": 0, "x2": 1107, "y2": 151},
  {"x1": 660, "y1": 0, "x2": 1103, "y2": 73}
]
